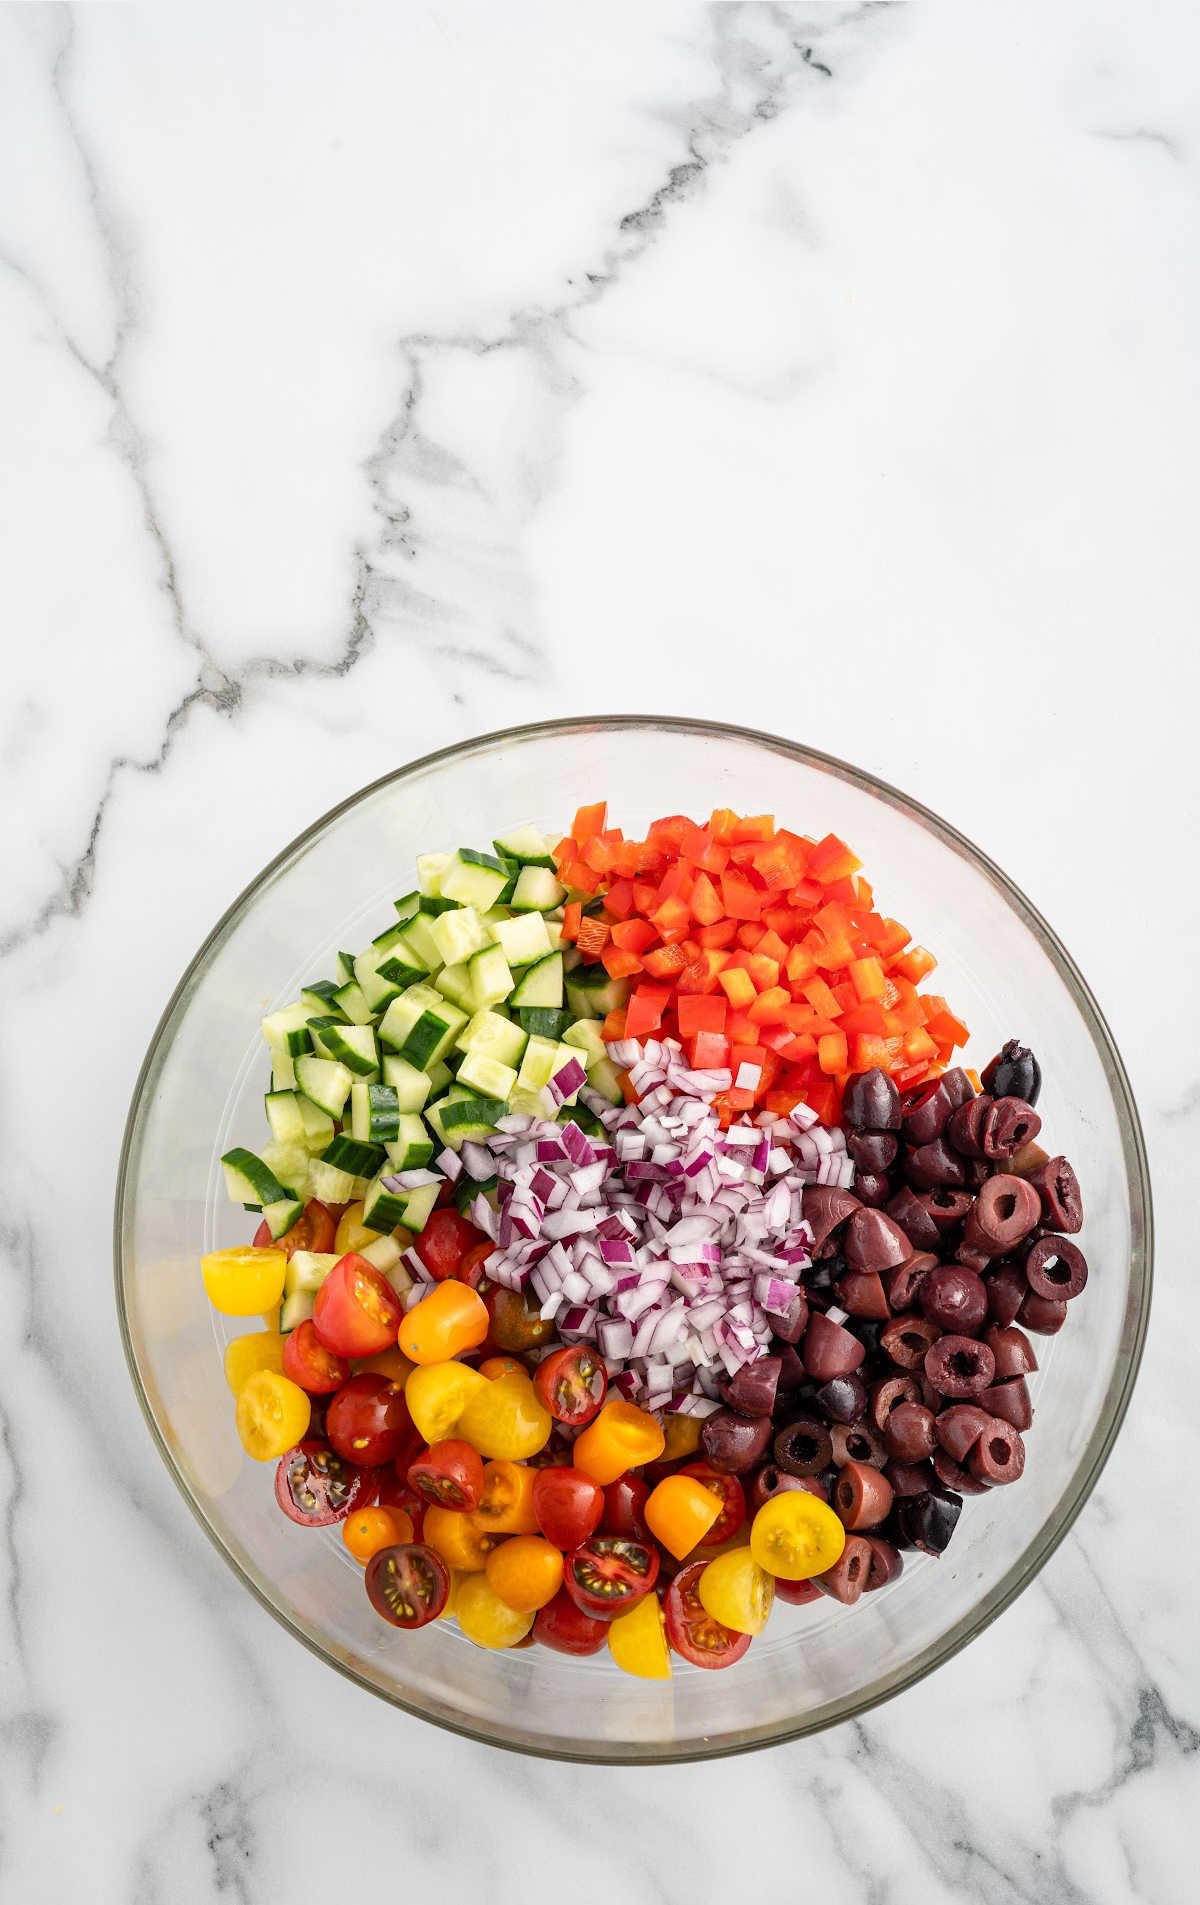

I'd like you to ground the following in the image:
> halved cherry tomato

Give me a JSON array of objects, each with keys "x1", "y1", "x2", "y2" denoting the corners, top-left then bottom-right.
[
  {"x1": 749, "y1": 1491, "x2": 846, "y2": 1580},
  {"x1": 478, "y1": 1355, "x2": 526, "y2": 1381},
  {"x1": 326, "y1": 1375, "x2": 413, "y2": 1468},
  {"x1": 600, "y1": 1475, "x2": 650, "y2": 1541},
  {"x1": 607, "y1": 1590, "x2": 671, "y2": 1680},
  {"x1": 454, "y1": 1572, "x2": 534, "y2": 1648},
  {"x1": 678, "y1": 1463, "x2": 747, "y2": 1547},
  {"x1": 253, "y1": 1198, "x2": 336, "y2": 1258},
  {"x1": 532, "y1": 1467, "x2": 604, "y2": 1551},
  {"x1": 533, "y1": 1588, "x2": 609, "y2": 1656},
  {"x1": 352, "y1": 1344, "x2": 413, "y2": 1387},
  {"x1": 697, "y1": 1547, "x2": 774, "y2": 1635},
  {"x1": 533, "y1": 1344, "x2": 608, "y2": 1426},
  {"x1": 663, "y1": 1559, "x2": 752, "y2": 1669},
  {"x1": 235, "y1": 1370, "x2": 310, "y2": 1460},
  {"x1": 372, "y1": 1468, "x2": 428, "y2": 1540},
  {"x1": 224, "y1": 1330, "x2": 284, "y2": 1395},
  {"x1": 458, "y1": 1242, "x2": 494, "y2": 1290},
  {"x1": 365, "y1": 1542, "x2": 449, "y2": 1628},
  {"x1": 399, "y1": 1281, "x2": 489, "y2": 1365},
  {"x1": 203, "y1": 1247, "x2": 287, "y2": 1318},
  {"x1": 406, "y1": 1439, "x2": 484, "y2": 1512},
  {"x1": 424, "y1": 1504, "x2": 499, "y2": 1572},
  {"x1": 414, "y1": 1210, "x2": 486, "y2": 1281},
  {"x1": 404, "y1": 1361, "x2": 488, "y2": 1443},
  {"x1": 343, "y1": 1505, "x2": 414, "y2": 1562},
  {"x1": 661, "y1": 1412, "x2": 704, "y2": 1462},
  {"x1": 484, "y1": 1285, "x2": 557, "y2": 1353},
  {"x1": 645, "y1": 1474, "x2": 722, "y2": 1559},
  {"x1": 274, "y1": 1439, "x2": 375, "y2": 1526},
  {"x1": 282, "y1": 1320, "x2": 350, "y2": 1395},
  {"x1": 563, "y1": 1535, "x2": 660, "y2": 1622},
  {"x1": 456, "y1": 1371, "x2": 552, "y2": 1460},
  {"x1": 472, "y1": 1459, "x2": 539, "y2": 1534},
  {"x1": 572, "y1": 1399, "x2": 665, "y2": 1485},
  {"x1": 485, "y1": 1535, "x2": 564, "y2": 1613},
  {"x1": 312, "y1": 1255, "x2": 404, "y2": 1359}
]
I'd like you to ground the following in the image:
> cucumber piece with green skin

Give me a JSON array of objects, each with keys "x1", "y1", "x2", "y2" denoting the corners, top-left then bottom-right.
[
  {"x1": 457, "y1": 1051, "x2": 517, "y2": 1100},
  {"x1": 264, "y1": 1089, "x2": 307, "y2": 1148},
  {"x1": 350, "y1": 1080, "x2": 402, "y2": 1143},
  {"x1": 301, "y1": 981, "x2": 343, "y2": 1018},
  {"x1": 262, "y1": 1002, "x2": 318, "y2": 1055},
  {"x1": 427, "y1": 1090, "x2": 507, "y2": 1149},
  {"x1": 294, "y1": 1054, "x2": 355, "y2": 1118},
  {"x1": 516, "y1": 1007, "x2": 574, "y2": 1040},
  {"x1": 379, "y1": 1055, "x2": 432, "y2": 1113},
  {"x1": 558, "y1": 1102, "x2": 608, "y2": 1138},
  {"x1": 566, "y1": 969, "x2": 631, "y2": 1020},
  {"x1": 261, "y1": 1195, "x2": 305, "y2": 1240},
  {"x1": 336, "y1": 951, "x2": 358, "y2": 983},
  {"x1": 402, "y1": 1181, "x2": 441, "y2": 1232},
  {"x1": 361, "y1": 1176, "x2": 412, "y2": 1233},
  {"x1": 426, "y1": 1060, "x2": 454, "y2": 1096},
  {"x1": 306, "y1": 1158, "x2": 359, "y2": 1205},
  {"x1": 491, "y1": 912, "x2": 553, "y2": 968},
  {"x1": 561, "y1": 1017, "x2": 607, "y2": 1062},
  {"x1": 416, "y1": 851, "x2": 453, "y2": 897},
  {"x1": 586, "y1": 1056, "x2": 625, "y2": 1105},
  {"x1": 377, "y1": 985, "x2": 468, "y2": 1070},
  {"x1": 454, "y1": 1175, "x2": 497, "y2": 1217},
  {"x1": 517, "y1": 1035, "x2": 559, "y2": 1092},
  {"x1": 332, "y1": 980, "x2": 374, "y2": 1025},
  {"x1": 321, "y1": 1133, "x2": 386, "y2": 1178},
  {"x1": 432, "y1": 961, "x2": 477, "y2": 1013},
  {"x1": 509, "y1": 952, "x2": 564, "y2": 1009},
  {"x1": 285, "y1": 1251, "x2": 339, "y2": 1296},
  {"x1": 379, "y1": 912, "x2": 443, "y2": 975},
  {"x1": 430, "y1": 905, "x2": 494, "y2": 968},
  {"x1": 297, "y1": 1095, "x2": 335, "y2": 1154},
  {"x1": 496, "y1": 859, "x2": 521, "y2": 904},
  {"x1": 309, "y1": 1020, "x2": 379, "y2": 1077},
  {"x1": 493, "y1": 824, "x2": 559, "y2": 869},
  {"x1": 359, "y1": 1234, "x2": 408, "y2": 1279},
  {"x1": 466, "y1": 943, "x2": 514, "y2": 1010},
  {"x1": 280, "y1": 1289, "x2": 315, "y2": 1331},
  {"x1": 260, "y1": 1140, "x2": 311, "y2": 1197},
  {"x1": 440, "y1": 851, "x2": 511, "y2": 912},
  {"x1": 384, "y1": 1114, "x2": 435, "y2": 1171},
  {"x1": 456, "y1": 1009, "x2": 527, "y2": 1068},
  {"x1": 509, "y1": 866, "x2": 566, "y2": 913},
  {"x1": 221, "y1": 1147, "x2": 288, "y2": 1207},
  {"x1": 353, "y1": 945, "x2": 405, "y2": 1014},
  {"x1": 395, "y1": 890, "x2": 456, "y2": 919}
]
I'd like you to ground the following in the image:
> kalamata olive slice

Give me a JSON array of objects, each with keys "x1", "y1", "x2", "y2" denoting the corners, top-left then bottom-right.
[
  {"x1": 869, "y1": 1373, "x2": 921, "y2": 1433},
  {"x1": 962, "y1": 1174, "x2": 1042, "y2": 1256},
  {"x1": 924, "y1": 1334, "x2": 996, "y2": 1399},
  {"x1": 947, "y1": 1094, "x2": 994, "y2": 1158},
  {"x1": 887, "y1": 1187, "x2": 940, "y2": 1252},
  {"x1": 897, "y1": 1486, "x2": 963, "y2": 1555},
  {"x1": 801, "y1": 1185, "x2": 861, "y2": 1250},
  {"x1": 900, "y1": 1070, "x2": 973, "y2": 1145},
  {"x1": 983, "y1": 1324, "x2": 1038, "y2": 1379},
  {"x1": 880, "y1": 1316, "x2": 941, "y2": 1370},
  {"x1": 773, "y1": 1417, "x2": 833, "y2": 1477},
  {"x1": 885, "y1": 1459, "x2": 936, "y2": 1498},
  {"x1": 1023, "y1": 1235, "x2": 1088, "y2": 1301},
  {"x1": 833, "y1": 1460, "x2": 894, "y2": 1530},
  {"x1": 843, "y1": 1208, "x2": 912, "y2": 1273},
  {"x1": 815, "y1": 1534, "x2": 873, "y2": 1604},
  {"x1": 969, "y1": 1420, "x2": 1025, "y2": 1485},
  {"x1": 934, "y1": 1403, "x2": 992, "y2": 1463},
  {"x1": 847, "y1": 1130, "x2": 899, "y2": 1173},
  {"x1": 748, "y1": 1465, "x2": 828, "y2": 1511},
  {"x1": 917, "y1": 1189, "x2": 974, "y2": 1235},
  {"x1": 919, "y1": 1265, "x2": 988, "y2": 1335},
  {"x1": 829, "y1": 1421, "x2": 886, "y2": 1469},
  {"x1": 842, "y1": 1068, "x2": 901, "y2": 1132},
  {"x1": 834, "y1": 1271, "x2": 890, "y2": 1320},
  {"x1": 983, "y1": 1098, "x2": 1043, "y2": 1160},
  {"x1": 853, "y1": 1172, "x2": 891, "y2": 1207},
  {"x1": 984, "y1": 1261, "x2": 1028, "y2": 1328},
  {"x1": 862, "y1": 1535, "x2": 904, "y2": 1590},
  {"x1": 802, "y1": 1311, "x2": 866, "y2": 1381},
  {"x1": 700, "y1": 1409, "x2": 773, "y2": 1474},
  {"x1": 770, "y1": 1290, "x2": 810, "y2": 1344},
  {"x1": 1025, "y1": 1156, "x2": 1084, "y2": 1234},
  {"x1": 720, "y1": 1355, "x2": 781, "y2": 1418},
  {"x1": 1017, "y1": 1290, "x2": 1068, "y2": 1335},
  {"x1": 883, "y1": 1400, "x2": 937, "y2": 1462},
  {"x1": 884, "y1": 1253, "x2": 936, "y2": 1313},
  {"x1": 905, "y1": 1138, "x2": 968, "y2": 1190},
  {"x1": 978, "y1": 1377, "x2": 1033, "y2": 1430},
  {"x1": 930, "y1": 1446, "x2": 988, "y2": 1495},
  {"x1": 815, "y1": 1372, "x2": 867, "y2": 1424},
  {"x1": 981, "y1": 1039, "x2": 1042, "y2": 1107}
]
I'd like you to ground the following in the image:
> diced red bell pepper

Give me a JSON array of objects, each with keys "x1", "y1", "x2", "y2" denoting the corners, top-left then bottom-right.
[
  {"x1": 602, "y1": 945, "x2": 643, "y2": 981},
  {"x1": 719, "y1": 870, "x2": 763, "y2": 920},
  {"x1": 624, "y1": 984, "x2": 671, "y2": 1039},
  {"x1": 643, "y1": 944, "x2": 688, "y2": 979},
  {"x1": 611, "y1": 917, "x2": 657, "y2": 954},
  {"x1": 575, "y1": 916, "x2": 611, "y2": 959},
  {"x1": 717, "y1": 967, "x2": 756, "y2": 1010},
  {"x1": 560, "y1": 901, "x2": 582, "y2": 942},
  {"x1": 688, "y1": 1030, "x2": 730, "y2": 1070},
  {"x1": 676, "y1": 995, "x2": 727, "y2": 1037},
  {"x1": 572, "y1": 802, "x2": 608, "y2": 841}
]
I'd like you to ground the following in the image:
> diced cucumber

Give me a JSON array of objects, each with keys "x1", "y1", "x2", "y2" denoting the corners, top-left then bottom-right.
[
  {"x1": 508, "y1": 1085, "x2": 552, "y2": 1119},
  {"x1": 456, "y1": 1009, "x2": 527, "y2": 1068},
  {"x1": 285, "y1": 1251, "x2": 339, "y2": 1295},
  {"x1": 353, "y1": 945, "x2": 405, "y2": 1013},
  {"x1": 362, "y1": 1175, "x2": 412, "y2": 1233},
  {"x1": 492, "y1": 912, "x2": 553, "y2": 968},
  {"x1": 262, "y1": 1002, "x2": 317, "y2": 1055},
  {"x1": 430, "y1": 905, "x2": 494, "y2": 968},
  {"x1": 380, "y1": 1054, "x2": 433, "y2": 1113},
  {"x1": 261, "y1": 1195, "x2": 304, "y2": 1240},
  {"x1": 395, "y1": 890, "x2": 456, "y2": 920},
  {"x1": 427, "y1": 1059, "x2": 454, "y2": 1096},
  {"x1": 441, "y1": 850, "x2": 511, "y2": 911},
  {"x1": 496, "y1": 859, "x2": 520, "y2": 904},
  {"x1": 335, "y1": 951, "x2": 358, "y2": 983},
  {"x1": 493, "y1": 824, "x2": 558, "y2": 868},
  {"x1": 221, "y1": 1147, "x2": 288, "y2": 1207},
  {"x1": 358, "y1": 1233, "x2": 405, "y2": 1277},
  {"x1": 294, "y1": 1054, "x2": 354, "y2": 1118},
  {"x1": 378, "y1": 913, "x2": 443, "y2": 977},
  {"x1": 264, "y1": 1089, "x2": 306, "y2": 1148},
  {"x1": 260, "y1": 1140, "x2": 311, "y2": 1197},
  {"x1": 332, "y1": 980, "x2": 373, "y2": 1025},
  {"x1": 350, "y1": 1080, "x2": 402, "y2": 1143},
  {"x1": 510, "y1": 865, "x2": 566, "y2": 912},
  {"x1": 457, "y1": 1051, "x2": 517, "y2": 1100},
  {"x1": 433, "y1": 961, "x2": 477, "y2": 1013},
  {"x1": 306, "y1": 1158, "x2": 360, "y2": 1205},
  {"x1": 587, "y1": 1056, "x2": 625, "y2": 1105},
  {"x1": 558, "y1": 1101, "x2": 608, "y2": 1138},
  {"x1": 566, "y1": 969, "x2": 632, "y2": 1019},
  {"x1": 510, "y1": 952, "x2": 563, "y2": 1009},
  {"x1": 310, "y1": 1020, "x2": 378, "y2": 1077},
  {"x1": 384, "y1": 1113, "x2": 434, "y2": 1171},
  {"x1": 321, "y1": 1133, "x2": 386, "y2": 1178},
  {"x1": 427, "y1": 1089, "x2": 506, "y2": 1149},
  {"x1": 401, "y1": 1181, "x2": 440, "y2": 1232},
  {"x1": 467, "y1": 942, "x2": 515, "y2": 1010},
  {"x1": 378, "y1": 984, "x2": 468, "y2": 1070},
  {"x1": 453, "y1": 1175, "x2": 497, "y2": 1217},
  {"x1": 301, "y1": 981, "x2": 343, "y2": 1018},
  {"x1": 297, "y1": 1095, "x2": 335, "y2": 1154},
  {"x1": 280, "y1": 1289, "x2": 315, "y2": 1331},
  {"x1": 416, "y1": 851, "x2": 453, "y2": 897},
  {"x1": 562, "y1": 1017, "x2": 607, "y2": 1062},
  {"x1": 517, "y1": 1007, "x2": 574, "y2": 1040},
  {"x1": 517, "y1": 1035, "x2": 560, "y2": 1092}
]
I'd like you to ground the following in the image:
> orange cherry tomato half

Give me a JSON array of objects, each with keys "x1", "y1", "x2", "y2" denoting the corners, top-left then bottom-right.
[
  {"x1": 343, "y1": 1505, "x2": 415, "y2": 1563},
  {"x1": 533, "y1": 1344, "x2": 608, "y2": 1427},
  {"x1": 678, "y1": 1463, "x2": 747, "y2": 1547},
  {"x1": 471, "y1": 1459, "x2": 539, "y2": 1535},
  {"x1": 313, "y1": 1255, "x2": 404, "y2": 1359},
  {"x1": 398, "y1": 1281, "x2": 489, "y2": 1365}
]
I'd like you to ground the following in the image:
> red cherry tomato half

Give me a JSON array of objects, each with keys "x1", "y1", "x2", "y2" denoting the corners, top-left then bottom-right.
[
  {"x1": 312, "y1": 1255, "x2": 404, "y2": 1359},
  {"x1": 372, "y1": 1467, "x2": 428, "y2": 1539},
  {"x1": 282, "y1": 1321, "x2": 350, "y2": 1395},
  {"x1": 406, "y1": 1438, "x2": 485, "y2": 1512},
  {"x1": 532, "y1": 1466, "x2": 604, "y2": 1550},
  {"x1": 563, "y1": 1535, "x2": 660, "y2": 1622},
  {"x1": 678, "y1": 1463, "x2": 747, "y2": 1547},
  {"x1": 458, "y1": 1242, "x2": 495, "y2": 1291},
  {"x1": 274, "y1": 1439, "x2": 375, "y2": 1526},
  {"x1": 254, "y1": 1198, "x2": 337, "y2": 1258},
  {"x1": 414, "y1": 1210, "x2": 485, "y2": 1282},
  {"x1": 600, "y1": 1474, "x2": 650, "y2": 1542},
  {"x1": 773, "y1": 1576, "x2": 823, "y2": 1606},
  {"x1": 326, "y1": 1375, "x2": 413, "y2": 1468},
  {"x1": 663, "y1": 1559, "x2": 752, "y2": 1669},
  {"x1": 364, "y1": 1542, "x2": 450, "y2": 1629},
  {"x1": 533, "y1": 1344, "x2": 608, "y2": 1427},
  {"x1": 533, "y1": 1588, "x2": 609, "y2": 1656}
]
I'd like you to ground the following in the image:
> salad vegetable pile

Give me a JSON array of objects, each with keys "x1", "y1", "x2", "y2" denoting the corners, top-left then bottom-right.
[{"x1": 203, "y1": 803, "x2": 1086, "y2": 1674}]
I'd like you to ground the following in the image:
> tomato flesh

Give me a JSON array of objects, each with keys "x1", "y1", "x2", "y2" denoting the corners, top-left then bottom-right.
[
  {"x1": 533, "y1": 1344, "x2": 608, "y2": 1426},
  {"x1": 365, "y1": 1542, "x2": 450, "y2": 1629},
  {"x1": 282, "y1": 1320, "x2": 350, "y2": 1395},
  {"x1": 600, "y1": 1475, "x2": 650, "y2": 1542},
  {"x1": 274, "y1": 1439, "x2": 375, "y2": 1526},
  {"x1": 483, "y1": 1286, "x2": 557, "y2": 1353},
  {"x1": 678, "y1": 1463, "x2": 747, "y2": 1546},
  {"x1": 326, "y1": 1375, "x2": 415, "y2": 1468},
  {"x1": 531, "y1": 1466, "x2": 604, "y2": 1551},
  {"x1": 253, "y1": 1198, "x2": 336, "y2": 1257},
  {"x1": 415, "y1": 1210, "x2": 485, "y2": 1282},
  {"x1": 664, "y1": 1559, "x2": 752, "y2": 1669},
  {"x1": 564, "y1": 1536, "x2": 660, "y2": 1622},
  {"x1": 312, "y1": 1255, "x2": 404, "y2": 1359},
  {"x1": 407, "y1": 1438, "x2": 485, "y2": 1512}
]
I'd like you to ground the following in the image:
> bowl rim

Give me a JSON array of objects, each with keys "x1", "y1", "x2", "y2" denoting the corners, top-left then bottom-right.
[{"x1": 114, "y1": 714, "x2": 1153, "y2": 1762}]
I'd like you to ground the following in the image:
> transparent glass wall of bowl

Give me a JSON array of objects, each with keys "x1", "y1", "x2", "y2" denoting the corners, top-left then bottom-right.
[{"x1": 118, "y1": 720, "x2": 1147, "y2": 1760}]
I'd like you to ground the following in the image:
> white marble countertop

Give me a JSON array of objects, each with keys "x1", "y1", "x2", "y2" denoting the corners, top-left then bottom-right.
[{"x1": 2, "y1": 3, "x2": 1197, "y2": 1898}]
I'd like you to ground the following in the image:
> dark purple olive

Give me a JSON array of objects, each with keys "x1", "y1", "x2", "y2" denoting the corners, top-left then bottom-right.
[
  {"x1": 815, "y1": 1534, "x2": 873, "y2": 1604},
  {"x1": 981, "y1": 1039, "x2": 1042, "y2": 1107},
  {"x1": 720, "y1": 1355, "x2": 781, "y2": 1419},
  {"x1": 983, "y1": 1098, "x2": 1043, "y2": 1160},
  {"x1": 961, "y1": 1173, "x2": 1042, "y2": 1257},
  {"x1": 969, "y1": 1419, "x2": 1025, "y2": 1485},
  {"x1": 897, "y1": 1487, "x2": 963, "y2": 1556},
  {"x1": 919, "y1": 1264, "x2": 988, "y2": 1336},
  {"x1": 834, "y1": 1271, "x2": 890, "y2": 1320},
  {"x1": 700, "y1": 1409, "x2": 773, "y2": 1474},
  {"x1": 1023, "y1": 1235, "x2": 1088, "y2": 1302},
  {"x1": 833, "y1": 1459, "x2": 894, "y2": 1529},
  {"x1": 868, "y1": 1373, "x2": 921, "y2": 1433},
  {"x1": 774, "y1": 1417, "x2": 833, "y2": 1477},
  {"x1": 883, "y1": 1400, "x2": 937, "y2": 1462},
  {"x1": 947, "y1": 1093, "x2": 995, "y2": 1158},
  {"x1": 1025, "y1": 1156, "x2": 1084, "y2": 1234},
  {"x1": 880, "y1": 1316, "x2": 942, "y2": 1370},
  {"x1": 801, "y1": 1185, "x2": 861, "y2": 1250},
  {"x1": 916, "y1": 1188, "x2": 974, "y2": 1235},
  {"x1": 930, "y1": 1446, "x2": 988, "y2": 1495},
  {"x1": 748, "y1": 1466, "x2": 828, "y2": 1511},
  {"x1": 862, "y1": 1534, "x2": 904, "y2": 1590},
  {"x1": 887, "y1": 1186, "x2": 940, "y2": 1252},
  {"x1": 843, "y1": 1207, "x2": 912, "y2": 1274},
  {"x1": 985, "y1": 1261, "x2": 1028, "y2": 1328},
  {"x1": 802, "y1": 1311, "x2": 866, "y2": 1382},
  {"x1": 905, "y1": 1138, "x2": 968, "y2": 1190},
  {"x1": 885, "y1": 1459, "x2": 936, "y2": 1499},
  {"x1": 847, "y1": 1130, "x2": 899, "y2": 1173},
  {"x1": 978, "y1": 1377, "x2": 1033, "y2": 1430},
  {"x1": 924, "y1": 1333, "x2": 996, "y2": 1399},
  {"x1": 984, "y1": 1325, "x2": 1038, "y2": 1379},
  {"x1": 772, "y1": 1341, "x2": 809, "y2": 1390},
  {"x1": 829, "y1": 1421, "x2": 886, "y2": 1469},
  {"x1": 852, "y1": 1171, "x2": 892, "y2": 1208},
  {"x1": 771, "y1": 1290, "x2": 810, "y2": 1344},
  {"x1": 842, "y1": 1068, "x2": 901, "y2": 1132},
  {"x1": 1017, "y1": 1290, "x2": 1068, "y2": 1335},
  {"x1": 899, "y1": 1069, "x2": 972, "y2": 1144},
  {"x1": 934, "y1": 1403, "x2": 992, "y2": 1462},
  {"x1": 884, "y1": 1252, "x2": 936, "y2": 1312},
  {"x1": 816, "y1": 1371, "x2": 867, "y2": 1424}
]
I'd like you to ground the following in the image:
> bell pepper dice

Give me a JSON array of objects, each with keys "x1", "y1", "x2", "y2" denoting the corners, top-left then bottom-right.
[
  {"x1": 624, "y1": 984, "x2": 671, "y2": 1039},
  {"x1": 717, "y1": 967, "x2": 756, "y2": 1010},
  {"x1": 676, "y1": 995, "x2": 727, "y2": 1038},
  {"x1": 688, "y1": 1030, "x2": 731, "y2": 1069}
]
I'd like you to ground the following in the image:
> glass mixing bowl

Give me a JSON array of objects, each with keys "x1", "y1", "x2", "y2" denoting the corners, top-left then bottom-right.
[{"x1": 115, "y1": 717, "x2": 1151, "y2": 1761}]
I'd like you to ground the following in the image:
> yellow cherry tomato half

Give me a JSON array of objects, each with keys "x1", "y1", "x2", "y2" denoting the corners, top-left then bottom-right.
[
  {"x1": 404, "y1": 1361, "x2": 488, "y2": 1444},
  {"x1": 235, "y1": 1371, "x2": 311, "y2": 1462},
  {"x1": 698, "y1": 1547, "x2": 775, "y2": 1636},
  {"x1": 202, "y1": 1247, "x2": 287, "y2": 1317},
  {"x1": 645, "y1": 1474, "x2": 722, "y2": 1560},
  {"x1": 454, "y1": 1573, "x2": 535, "y2": 1649},
  {"x1": 485, "y1": 1535, "x2": 564, "y2": 1613},
  {"x1": 342, "y1": 1505, "x2": 414, "y2": 1564},
  {"x1": 608, "y1": 1592, "x2": 671, "y2": 1679},
  {"x1": 750, "y1": 1492, "x2": 847, "y2": 1582},
  {"x1": 398, "y1": 1280, "x2": 490, "y2": 1365},
  {"x1": 572, "y1": 1399, "x2": 665, "y2": 1486},
  {"x1": 436, "y1": 1570, "x2": 465, "y2": 1621},
  {"x1": 471, "y1": 1459, "x2": 540, "y2": 1534},
  {"x1": 661, "y1": 1411, "x2": 704, "y2": 1462},
  {"x1": 456, "y1": 1372, "x2": 552, "y2": 1461},
  {"x1": 223, "y1": 1329, "x2": 285, "y2": 1395},
  {"x1": 424, "y1": 1504, "x2": 500, "y2": 1573}
]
